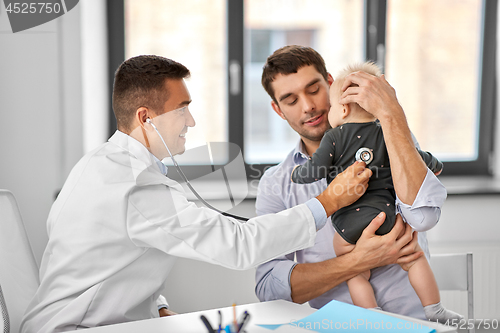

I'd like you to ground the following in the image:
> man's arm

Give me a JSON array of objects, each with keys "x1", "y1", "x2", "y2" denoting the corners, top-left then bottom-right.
[
  {"x1": 339, "y1": 72, "x2": 427, "y2": 205},
  {"x1": 254, "y1": 167, "x2": 305, "y2": 302},
  {"x1": 255, "y1": 161, "x2": 372, "y2": 302},
  {"x1": 289, "y1": 213, "x2": 423, "y2": 303},
  {"x1": 260, "y1": 162, "x2": 421, "y2": 304}
]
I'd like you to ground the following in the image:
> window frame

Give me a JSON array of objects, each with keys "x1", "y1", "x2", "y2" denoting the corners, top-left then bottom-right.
[
  {"x1": 366, "y1": 0, "x2": 496, "y2": 176},
  {"x1": 107, "y1": 0, "x2": 496, "y2": 180}
]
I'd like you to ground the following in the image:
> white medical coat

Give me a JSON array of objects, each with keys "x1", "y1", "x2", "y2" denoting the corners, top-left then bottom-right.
[{"x1": 20, "y1": 131, "x2": 317, "y2": 332}]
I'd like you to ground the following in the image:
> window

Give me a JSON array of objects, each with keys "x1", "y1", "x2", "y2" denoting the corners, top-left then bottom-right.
[
  {"x1": 365, "y1": 0, "x2": 496, "y2": 176},
  {"x1": 124, "y1": 0, "x2": 227, "y2": 165},
  {"x1": 383, "y1": 0, "x2": 496, "y2": 175},
  {"x1": 108, "y1": 0, "x2": 495, "y2": 181},
  {"x1": 245, "y1": 28, "x2": 317, "y2": 164}
]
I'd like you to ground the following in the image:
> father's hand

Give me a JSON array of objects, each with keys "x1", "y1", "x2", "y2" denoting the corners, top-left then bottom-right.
[
  {"x1": 351, "y1": 213, "x2": 423, "y2": 270},
  {"x1": 316, "y1": 161, "x2": 372, "y2": 216},
  {"x1": 339, "y1": 71, "x2": 402, "y2": 122}
]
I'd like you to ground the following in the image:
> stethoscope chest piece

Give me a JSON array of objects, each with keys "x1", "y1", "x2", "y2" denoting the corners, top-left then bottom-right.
[{"x1": 355, "y1": 147, "x2": 373, "y2": 165}]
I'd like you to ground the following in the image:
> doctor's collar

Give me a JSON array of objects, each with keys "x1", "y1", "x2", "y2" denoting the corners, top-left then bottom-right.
[
  {"x1": 109, "y1": 130, "x2": 168, "y2": 177},
  {"x1": 152, "y1": 155, "x2": 168, "y2": 176}
]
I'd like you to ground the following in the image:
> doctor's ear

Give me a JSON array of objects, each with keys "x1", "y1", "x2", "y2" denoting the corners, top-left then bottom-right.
[{"x1": 137, "y1": 107, "x2": 154, "y2": 131}]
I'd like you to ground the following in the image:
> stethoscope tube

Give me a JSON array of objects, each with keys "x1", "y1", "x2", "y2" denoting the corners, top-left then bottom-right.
[{"x1": 146, "y1": 119, "x2": 249, "y2": 222}]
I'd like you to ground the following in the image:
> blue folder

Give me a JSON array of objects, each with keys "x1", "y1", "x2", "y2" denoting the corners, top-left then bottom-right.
[{"x1": 258, "y1": 299, "x2": 436, "y2": 332}]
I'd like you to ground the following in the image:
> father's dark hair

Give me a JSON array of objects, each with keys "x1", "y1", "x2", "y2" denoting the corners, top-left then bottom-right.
[
  {"x1": 261, "y1": 45, "x2": 328, "y2": 104},
  {"x1": 112, "y1": 55, "x2": 190, "y2": 132}
]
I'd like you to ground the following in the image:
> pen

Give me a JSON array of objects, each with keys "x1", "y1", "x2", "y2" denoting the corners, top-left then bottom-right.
[
  {"x1": 218, "y1": 310, "x2": 222, "y2": 332},
  {"x1": 237, "y1": 311, "x2": 250, "y2": 332},
  {"x1": 232, "y1": 303, "x2": 237, "y2": 329},
  {"x1": 236, "y1": 310, "x2": 246, "y2": 326},
  {"x1": 200, "y1": 314, "x2": 215, "y2": 333}
]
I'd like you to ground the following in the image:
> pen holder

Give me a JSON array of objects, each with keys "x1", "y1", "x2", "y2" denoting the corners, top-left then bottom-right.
[
  {"x1": 200, "y1": 310, "x2": 250, "y2": 333},
  {"x1": 222, "y1": 323, "x2": 247, "y2": 333}
]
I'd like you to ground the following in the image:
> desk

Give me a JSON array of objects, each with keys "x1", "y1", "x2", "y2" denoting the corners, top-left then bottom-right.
[{"x1": 72, "y1": 300, "x2": 456, "y2": 333}]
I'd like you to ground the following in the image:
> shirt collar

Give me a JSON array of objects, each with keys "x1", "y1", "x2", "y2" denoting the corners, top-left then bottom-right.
[{"x1": 292, "y1": 140, "x2": 311, "y2": 164}]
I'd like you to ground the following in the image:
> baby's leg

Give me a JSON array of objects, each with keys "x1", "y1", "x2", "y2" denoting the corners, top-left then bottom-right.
[
  {"x1": 403, "y1": 233, "x2": 464, "y2": 322},
  {"x1": 405, "y1": 243, "x2": 440, "y2": 306},
  {"x1": 333, "y1": 234, "x2": 378, "y2": 308}
]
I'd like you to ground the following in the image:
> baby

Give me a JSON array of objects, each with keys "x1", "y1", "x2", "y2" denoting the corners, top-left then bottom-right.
[{"x1": 291, "y1": 62, "x2": 462, "y2": 323}]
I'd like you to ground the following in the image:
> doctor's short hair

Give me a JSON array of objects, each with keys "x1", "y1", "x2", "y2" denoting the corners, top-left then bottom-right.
[
  {"x1": 261, "y1": 45, "x2": 329, "y2": 105},
  {"x1": 112, "y1": 55, "x2": 190, "y2": 133}
]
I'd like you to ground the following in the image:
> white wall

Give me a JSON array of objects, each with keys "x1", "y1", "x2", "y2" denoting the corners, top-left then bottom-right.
[
  {"x1": 427, "y1": 195, "x2": 500, "y2": 320},
  {"x1": 0, "y1": 2, "x2": 83, "y2": 264},
  {"x1": 81, "y1": 0, "x2": 109, "y2": 154}
]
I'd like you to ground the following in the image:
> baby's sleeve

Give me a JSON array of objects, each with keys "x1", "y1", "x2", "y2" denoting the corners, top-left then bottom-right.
[
  {"x1": 417, "y1": 149, "x2": 443, "y2": 174},
  {"x1": 291, "y1": 131, "x2": 336, "y2": 184}
]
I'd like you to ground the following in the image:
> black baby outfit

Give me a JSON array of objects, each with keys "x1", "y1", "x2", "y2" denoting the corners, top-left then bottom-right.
[{"x1": 291, "y1": 121, "x2": 442, "y2": 244}]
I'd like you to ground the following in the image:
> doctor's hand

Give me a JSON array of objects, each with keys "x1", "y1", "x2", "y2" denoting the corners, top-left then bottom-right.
[
  {"x1": 351, "y1": 213, "x2": 423, "y2": 271},
  {"x1": 159, "y1": 308, "x2": 178, "y2": 317},
  {"x1": 316, "y1": 161, "x2": 371, "y2": 217}
]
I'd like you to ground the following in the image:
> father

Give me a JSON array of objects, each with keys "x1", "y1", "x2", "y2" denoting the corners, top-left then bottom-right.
[{"x1": 255, "y1": 46, "x2": 446, "y2": 319}]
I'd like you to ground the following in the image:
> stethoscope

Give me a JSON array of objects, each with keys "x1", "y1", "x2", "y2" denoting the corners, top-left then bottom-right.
[{"x1": 146, "y1": 118, "x2": 249, "y2": 222}]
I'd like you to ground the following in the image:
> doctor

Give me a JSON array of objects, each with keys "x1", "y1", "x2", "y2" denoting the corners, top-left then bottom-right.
[{"x1": 21, "y1": 55, "x2": 379, "y2": 332}]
